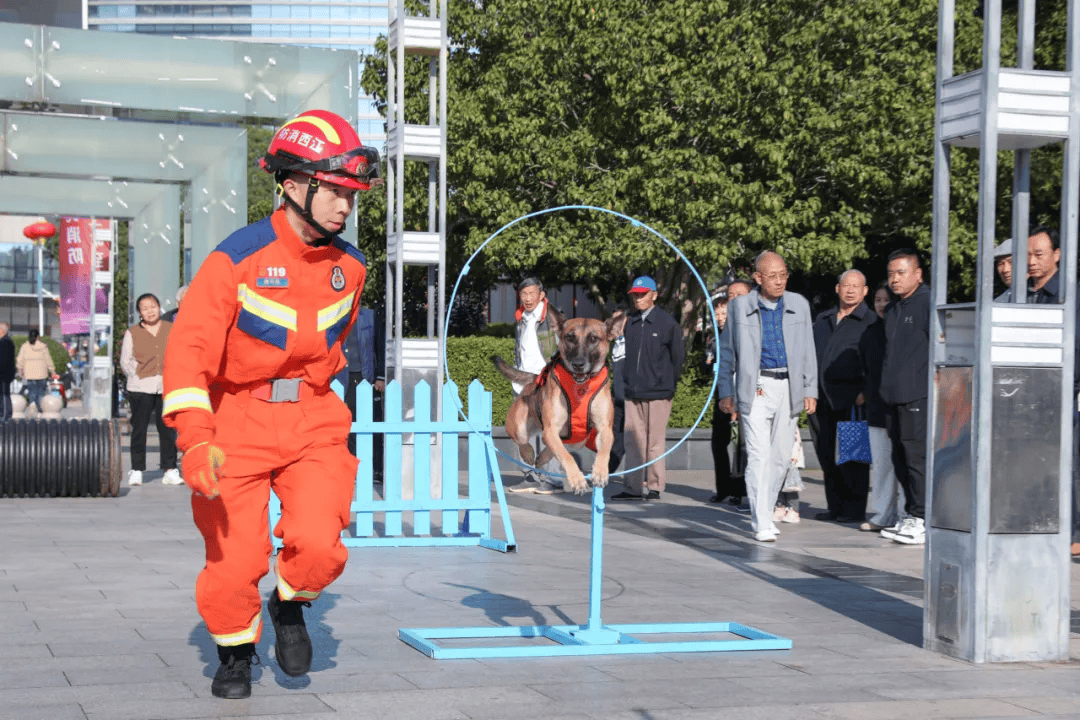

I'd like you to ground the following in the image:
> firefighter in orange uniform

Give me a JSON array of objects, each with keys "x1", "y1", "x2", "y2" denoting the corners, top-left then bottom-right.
[{"x1": 163, "y1": 110, "x2": 380, "y2": 699}]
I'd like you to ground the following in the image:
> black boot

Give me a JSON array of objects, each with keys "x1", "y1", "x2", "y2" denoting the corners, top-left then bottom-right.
[
  {"x1": 268, "y1": 589, "x2": 313, "y2": 676},
  {"x1": 211, "y1": 643, "x2": 258, "y2": 699}
]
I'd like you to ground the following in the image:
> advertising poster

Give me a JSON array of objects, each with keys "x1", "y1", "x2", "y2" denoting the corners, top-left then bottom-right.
[
  {"x1": 59, "y1": 218, "x2": 112, "y2": 334},
  {"x1": 92, "y1": 219, "x2": 113, "y2": 319},
  {"x1": 58, "y1": 217, "x2": 92, "y2": 335}
]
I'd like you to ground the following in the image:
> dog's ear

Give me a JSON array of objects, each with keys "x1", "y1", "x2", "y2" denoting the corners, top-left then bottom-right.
[
  {"x1": 605, "y1": 310, "x2": 627, "y2": 340},
  {"x1": 547, "y1": 305, "x2": 566, "y2": 335}
]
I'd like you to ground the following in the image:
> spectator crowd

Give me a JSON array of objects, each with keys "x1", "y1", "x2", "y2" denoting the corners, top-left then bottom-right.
[{"x1": 508, "y1": 225, "x2": 1080, "y2": 557}]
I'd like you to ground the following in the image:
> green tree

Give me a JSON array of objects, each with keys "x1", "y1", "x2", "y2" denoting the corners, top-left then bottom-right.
[
  {"x1": 363, "y1": 0, "x2": 956, "y2": 314},
  {"x1": 362, "y1": 0, "x2": 1073, "y2": 313},
  {"x1": 247, "y1": 124, "x2": 276, "y2": 224}
]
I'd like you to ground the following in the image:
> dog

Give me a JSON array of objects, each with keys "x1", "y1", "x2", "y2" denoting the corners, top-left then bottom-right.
[{"x1": 493, "y1": 307, "x2": 627, "y2": 494}]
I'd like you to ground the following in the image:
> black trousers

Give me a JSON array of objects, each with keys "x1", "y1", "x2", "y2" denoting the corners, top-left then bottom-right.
[
  {"x1": 128, "y1": 390, "x2": 177, "y2": 472},
  {"x1": 608, "y1": 399, "x2": 625, "y2": 475},
  {"x1": 0, "y1": 380, "x2": 11, "y2": 421},
  {"x1": 886, "y1": 398, "x2": 927, "y2": 519},
  {"x1": 809, "y1": 403, "x2": 870, "y2": 519},
  {"x1": 710, "y1": 396, "x2": 746, "y2": 498},
  {"x1": 345, "y1": 372, "x2": 384, "y2": 480}
]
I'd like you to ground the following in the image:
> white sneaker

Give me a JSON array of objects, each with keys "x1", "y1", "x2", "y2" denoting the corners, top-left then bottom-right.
[
  {"x1": 892, "y1": 517, "x2": 926, "y2": 545},
  {"x1": 127, "y1": 470, "x2": 143, "y2": 486},
  {"x1": 773, "y1": 506, "x2": 786, "y2": 522},
  {"x1": 880, "y1": 517, "x2": 905, "y2": 540},
  {"x1": 162, "y1": 469, "x2": 183, "y2": 485},
  {"x1": 754, "y1": 530, "x2": 778, "y2": 543},
  {"x1": 782, "y1": 508, "x2": 801, "y2": 524}
]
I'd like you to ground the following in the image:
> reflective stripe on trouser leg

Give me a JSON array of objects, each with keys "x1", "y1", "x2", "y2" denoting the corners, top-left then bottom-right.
[
  {"x1": 741, "y1": 376, "x2": 796, "y2": 534},
  {"x1": 192, "y1": 470, "x2": 273, "y2": 646},
  {"x1": 210, "y1": 611, "x2": 262, "y2": 647},
  {"x1": 272, "y1": 441, "x2": 357, "y2": 601}
]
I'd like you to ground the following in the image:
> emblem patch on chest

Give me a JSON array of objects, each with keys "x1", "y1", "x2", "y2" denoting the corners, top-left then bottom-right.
[
  {"x1": 257, "y1": 265, "x2": 289, "y2": 288},
  {"x1": 330, "y1": 266, "x2": 346, "y2": 292}
]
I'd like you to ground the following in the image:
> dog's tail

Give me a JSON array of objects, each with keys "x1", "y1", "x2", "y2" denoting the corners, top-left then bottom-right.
[{"x1": 492, "y1": 355, "x2": 537, "y2": 385}]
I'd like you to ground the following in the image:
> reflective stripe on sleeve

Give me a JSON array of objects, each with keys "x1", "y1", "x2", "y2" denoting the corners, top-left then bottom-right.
[{"x1": 163, "y1": 387, "x2": 212, "y2": 415}]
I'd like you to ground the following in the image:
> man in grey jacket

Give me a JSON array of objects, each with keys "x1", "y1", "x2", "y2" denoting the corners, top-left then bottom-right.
[{"x1": 718, "y1": 252, "x2": 817, "y2": 542}]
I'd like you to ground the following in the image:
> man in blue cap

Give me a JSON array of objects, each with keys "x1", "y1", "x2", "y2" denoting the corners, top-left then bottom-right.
[{"x1": 611, "y1": 275, "x2": 685, "y2": 501}]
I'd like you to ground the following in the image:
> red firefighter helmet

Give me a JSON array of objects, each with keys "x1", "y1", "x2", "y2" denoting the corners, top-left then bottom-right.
[{"x1": 260, "y1": 109, "x2": 381, "y2": 191}]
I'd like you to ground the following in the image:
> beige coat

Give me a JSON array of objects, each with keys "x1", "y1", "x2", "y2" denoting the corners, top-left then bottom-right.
[{"x1": 16, "y1": 341, "x2": 55, "y2": 381}]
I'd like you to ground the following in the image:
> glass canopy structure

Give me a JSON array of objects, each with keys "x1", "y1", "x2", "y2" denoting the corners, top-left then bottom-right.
[
  {"x1": 84, "y1": 1, "x2": 387, "y2": 147},
  {"x1": 0, "y1": 21, "x2": 359, "y2": 300}
]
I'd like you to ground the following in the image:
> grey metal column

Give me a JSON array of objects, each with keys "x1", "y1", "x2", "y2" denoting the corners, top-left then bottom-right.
[
  {"x1": 385, "y1": 0, "x2": 448, "y2": 499},
  {"x1": 926, "y1": 0, "x2": 1079, "y2": 663}
]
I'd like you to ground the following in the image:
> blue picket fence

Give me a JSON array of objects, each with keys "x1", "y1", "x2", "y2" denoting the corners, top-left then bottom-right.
[{"x1": 269, "y1": 378, "x2": 516, "y2": 552}]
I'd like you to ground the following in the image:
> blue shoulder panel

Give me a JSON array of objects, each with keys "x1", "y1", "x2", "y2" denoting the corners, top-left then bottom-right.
[
  {"x1": 332, "y1": 237, "x2": 367, "y2": 266},
  {"x1": 215, "y1": 217, "x2": 277, "y2": 264}
]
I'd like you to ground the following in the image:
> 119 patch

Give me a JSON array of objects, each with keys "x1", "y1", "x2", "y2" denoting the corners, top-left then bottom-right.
[{"x1": 257, "y1": 265, "x2": 289, "y2": 288}]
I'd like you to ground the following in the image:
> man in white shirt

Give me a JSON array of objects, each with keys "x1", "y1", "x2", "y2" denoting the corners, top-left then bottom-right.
[{"x1": 506, "y1": 278, "x2": 563, "y2": 494}]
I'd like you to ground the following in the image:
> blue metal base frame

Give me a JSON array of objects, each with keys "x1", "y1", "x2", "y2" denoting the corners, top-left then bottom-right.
[
  {"x1": 398, "y1": 487, "x2": 793, "y2": 659},
  {"x1": 399, "y1": 621, "x2": 792, "y2": 659}
]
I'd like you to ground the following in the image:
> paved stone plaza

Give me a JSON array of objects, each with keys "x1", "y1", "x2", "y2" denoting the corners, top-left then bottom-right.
[{"x1": 1, "y1": 420, "x2": 1078, "y2": 720}]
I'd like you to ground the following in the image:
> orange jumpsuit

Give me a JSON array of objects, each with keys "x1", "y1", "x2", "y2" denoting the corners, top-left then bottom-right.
[{"x1": 163, "y1": 208, "x2": 365, "y2": 647}]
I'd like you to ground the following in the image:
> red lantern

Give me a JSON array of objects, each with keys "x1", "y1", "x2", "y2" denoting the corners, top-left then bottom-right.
[{"x1": 23, "y1": 221, "x2": 57, "y2": 243}]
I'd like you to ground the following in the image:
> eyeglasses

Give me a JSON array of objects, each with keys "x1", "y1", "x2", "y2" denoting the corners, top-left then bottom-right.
[{"x1": 758, "y1": 272, "x2": 788, "y2": 282}]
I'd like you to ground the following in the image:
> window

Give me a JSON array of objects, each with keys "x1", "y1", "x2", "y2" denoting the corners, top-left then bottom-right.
[{"x1": 0, "y1": 245, "x2": 60, "y2": 296}]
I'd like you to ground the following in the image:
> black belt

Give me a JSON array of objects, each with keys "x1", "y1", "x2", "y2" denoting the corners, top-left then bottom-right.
[{"x1": 759, "y1": 368, "x2": 789, "y2": 379}]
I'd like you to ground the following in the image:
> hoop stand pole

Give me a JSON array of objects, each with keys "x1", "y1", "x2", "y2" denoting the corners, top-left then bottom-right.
[{"x1": 398, "y1": 486, "x2": 794, "y2": 659}]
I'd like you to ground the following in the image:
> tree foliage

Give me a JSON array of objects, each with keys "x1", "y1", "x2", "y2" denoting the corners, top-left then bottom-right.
[{"x1": 354, "y1": 0, "x2": 1069, "y2": 315}]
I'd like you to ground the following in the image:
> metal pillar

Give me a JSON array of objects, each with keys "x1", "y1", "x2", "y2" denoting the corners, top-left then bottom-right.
[
  {"x1": 927, "y1": 0, "x2": 1080, "y2": 662},
  {"x1": 385, "y1": 0, "x2": 448, "y2": 497}
]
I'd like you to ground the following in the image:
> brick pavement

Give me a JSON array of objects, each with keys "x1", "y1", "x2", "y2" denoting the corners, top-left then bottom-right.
[{"x1": 0, "y1": 417, "x2": 1077, "y2": 719}]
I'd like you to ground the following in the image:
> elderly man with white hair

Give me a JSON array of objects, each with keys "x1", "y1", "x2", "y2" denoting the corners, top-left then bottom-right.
[{"x1": 717, "y1": 251, "x2": 817, "y2": 542}]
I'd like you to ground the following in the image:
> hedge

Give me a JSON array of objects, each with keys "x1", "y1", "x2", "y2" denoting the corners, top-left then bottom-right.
[
  {"x1": 11, "y1": 335, "x2": 73, "y2": 375},
  {"x1": 445, "y1": 336, "x2": 716, "y2": 429}
]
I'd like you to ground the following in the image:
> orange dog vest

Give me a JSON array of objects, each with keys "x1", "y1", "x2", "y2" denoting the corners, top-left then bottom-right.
[{"x1": 535, "y1": 358, "x2": 610, "y2": 452}]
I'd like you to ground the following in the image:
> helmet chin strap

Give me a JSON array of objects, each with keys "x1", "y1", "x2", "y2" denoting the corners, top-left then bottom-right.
[{"x1": 279, "y1": 176, "x2": 336, "y2": 246}]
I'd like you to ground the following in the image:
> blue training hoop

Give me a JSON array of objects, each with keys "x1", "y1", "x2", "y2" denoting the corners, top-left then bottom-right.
[{"x1": 442, "y1": 205, "x2": 720, "y2": 482}]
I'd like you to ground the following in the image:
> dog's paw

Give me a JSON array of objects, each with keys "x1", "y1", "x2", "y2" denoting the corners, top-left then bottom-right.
[
  {"x1": 520, "y1": 445, "x2": 535, "y2": 466},
  {"x1": 590, "y1": 465, "x2": 609, "y2": 489},
  {"x1": 566, "y1": 469, "x2": 589, "y2": 495}
]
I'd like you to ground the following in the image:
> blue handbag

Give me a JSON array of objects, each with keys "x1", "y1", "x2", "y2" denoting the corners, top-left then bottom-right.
[{"x1": 836, "y1": 406, "x2": 873, "y2": 465}]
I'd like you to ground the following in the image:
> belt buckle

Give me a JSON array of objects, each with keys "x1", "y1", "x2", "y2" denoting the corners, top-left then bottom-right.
[{"x1": 269, "y1": 378, "x2": 302, "y2": 403}]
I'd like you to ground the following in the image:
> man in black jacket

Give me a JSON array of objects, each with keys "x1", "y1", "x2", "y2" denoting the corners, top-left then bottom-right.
[
  {"x1": 0, "y1": 322, "x2": 13, "y2": 422},
  {"x1": 810, "y1": 270, "x2": 882, "y2": 524},
  {"x1": 611, "y1": 276, "x2": 685, "y2": 501},
  {"x1": 879, "y1": 249, "x2": 932, "y2": 546}
]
